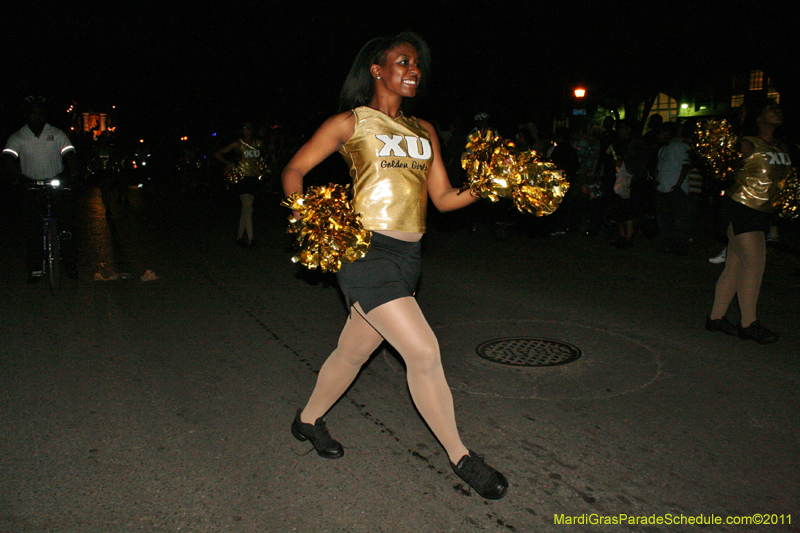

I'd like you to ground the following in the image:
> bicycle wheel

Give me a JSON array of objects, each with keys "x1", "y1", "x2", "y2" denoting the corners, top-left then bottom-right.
[{"x1": 45, "y1": 220, "x2": 61, "y2": 292}]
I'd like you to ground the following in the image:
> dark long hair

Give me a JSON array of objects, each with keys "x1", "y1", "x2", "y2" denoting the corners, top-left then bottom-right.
[{"x1": 338, "y1": 31, "x2": 431, "y2": 112}]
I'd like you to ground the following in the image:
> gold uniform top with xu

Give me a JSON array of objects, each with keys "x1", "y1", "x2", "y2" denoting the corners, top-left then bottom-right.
[
  {"x1": 236, "y1": 139, "x2": 265, "y2": 178},
  {"x1": 339, "y1": 106, "x2": 434, "y2": 233},
  {"x1": 728, "y1": 136, "x2": 793, "y2": 212}
]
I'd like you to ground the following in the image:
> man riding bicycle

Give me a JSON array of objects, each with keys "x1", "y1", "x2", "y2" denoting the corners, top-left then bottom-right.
[{"x1": 2, "y1": 96, "x2": 79, "y2": 284}]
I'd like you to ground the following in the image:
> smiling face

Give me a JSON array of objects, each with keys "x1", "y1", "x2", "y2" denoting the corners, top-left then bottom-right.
[{"x1": 371, "y1": 42, "x2": 421, "y2": 99}]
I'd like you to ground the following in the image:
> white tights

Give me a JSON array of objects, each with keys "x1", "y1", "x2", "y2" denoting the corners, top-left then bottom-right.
[
  {"x1": 710, "y1": 224, "x2": 766, "y2": 327},
  {"x1": 300, "y1": 297, "x2": 469, "y2": 464},
  {"x1": 238, "y1": 193, "x2": 254, "y2": 241}
]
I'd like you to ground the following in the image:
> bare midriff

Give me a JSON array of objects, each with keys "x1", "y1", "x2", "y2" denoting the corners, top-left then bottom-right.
[{"x1": 374, "y1": 229, "x2": 423, "y2": 242}]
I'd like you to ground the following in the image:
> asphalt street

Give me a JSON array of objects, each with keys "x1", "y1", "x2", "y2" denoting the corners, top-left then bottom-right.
[{"x1": 1, "y1": 184, "x2": 798, "y2": 533}]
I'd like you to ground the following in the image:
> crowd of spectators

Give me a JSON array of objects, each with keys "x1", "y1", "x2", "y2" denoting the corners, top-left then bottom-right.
[
  {"x1": 28, "y1": 101, "x2": 795, "y2": 263},
  {"x1": 426, "y1": 109, "x2": 796, "y2": 262}
]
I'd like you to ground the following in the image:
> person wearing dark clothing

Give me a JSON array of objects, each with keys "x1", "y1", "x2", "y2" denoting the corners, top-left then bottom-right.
[
  {"x1": 610, "y1": 119, "x2": 648, "y2": 248},
  {"x1": 654, "y1": 122, "x2": 693, "y2": 254},
  {"x1": 549, "y1": 126, "x2": 580, "y2": 234},
  {"x1": 586, "y1": 116, "x2": 618, "y2": 236}
]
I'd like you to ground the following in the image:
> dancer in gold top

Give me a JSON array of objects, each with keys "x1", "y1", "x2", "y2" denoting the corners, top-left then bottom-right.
[
  {"x1": 281, "y1": 32, "x2": 508, "y2": 499},
  {"x1": 216, "y1": 122, "x2": 265, "y2": 249},
  {"x1": 706, "y1": 98, "x2": 791, "y2": 344}
]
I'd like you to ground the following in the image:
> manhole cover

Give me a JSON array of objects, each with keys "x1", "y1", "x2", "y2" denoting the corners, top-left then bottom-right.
[{"x1": 476, "y1": 337, "x2": 581, "y2": 367}]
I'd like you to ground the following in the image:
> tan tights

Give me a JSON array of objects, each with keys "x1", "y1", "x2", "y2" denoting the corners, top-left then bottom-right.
[
  {"x1": 238, "y1": 193, "x2": 254, "y2": 242},
  {"x1": 710, "y1": 224, "x2": 766, "y2": 327},
  {"x1": 300, "y1": 297, "x2": 469, "y2": 464}
]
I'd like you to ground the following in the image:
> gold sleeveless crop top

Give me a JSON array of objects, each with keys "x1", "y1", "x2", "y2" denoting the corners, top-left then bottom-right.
[
  {"x1": 727, "y1": 136, "x2": 792, "y2": 212},
  {"x1": 236, "y1": 139, "x2": 264, "y2": 178},
  {"x1": 339, "y1": 106, "x2": 433, "y2": 232}
]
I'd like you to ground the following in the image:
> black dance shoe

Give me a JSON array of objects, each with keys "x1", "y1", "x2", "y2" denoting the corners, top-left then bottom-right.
[
  {"x1": 291, "y1": 409, "x2": 344, "y2": 459},
  {"x1": 705, "y1": 316, "x2": 738, "y2": 336},
  {"x1": 451, "y1": 451, "x2": 508, "y2": 500},
  {"x1": 738, "y1": 321, "x2": 779, "y2": 344}
]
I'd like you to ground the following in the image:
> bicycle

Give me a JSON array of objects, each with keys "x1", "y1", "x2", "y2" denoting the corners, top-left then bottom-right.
[{"x1": 28, "y1": 178, "x2": 71, "y2": 292}]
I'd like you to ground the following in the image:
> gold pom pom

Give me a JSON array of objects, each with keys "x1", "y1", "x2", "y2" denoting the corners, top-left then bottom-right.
[
  {"x1": 258, "y1": 158, "x2": 271, "y2": 175},
  {"x1": 461, "y1": 129, "x2": 570, "y2": 215},
  {"x1": 514, "y1": 161, "x2": 570, "y2": 216},
  {"x1": 281, "y1": 184, "x2": 372, "y2": 272},
  {"x1": 224, "y1": 158, "x2": 270, "y2": 186},
  {"x1": 773, "y1": 166, "x2": 800, "y2": 219},
  {"x1": 690, "y1": 119, "x2": 741, "y2": 181},
  {"x1": 223, "y1": 165, "x2": 244, "y2": 186}
]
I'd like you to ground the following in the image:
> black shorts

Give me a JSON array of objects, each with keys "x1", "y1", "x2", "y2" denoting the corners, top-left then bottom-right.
[
  {"x1": 336, "y1": 232, "x2": 422, "y2": 314},
  {"x1": 721, "y1": 195, "x2": 771, "y2": 235},
  {"x1": 232, "y1": 176, "x2": 261, "y2": 195}
]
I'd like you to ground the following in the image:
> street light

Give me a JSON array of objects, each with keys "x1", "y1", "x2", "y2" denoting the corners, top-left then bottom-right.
[{"x1": 574, "y1": 88, "x2": 586, "y2": 98}]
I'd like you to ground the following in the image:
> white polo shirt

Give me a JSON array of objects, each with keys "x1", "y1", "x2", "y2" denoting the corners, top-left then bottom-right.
[
  {"x1": 656, "y1": 138, "x2": 691, "y2": 193},
  {"x1": 3, "y1": 123, "x2": 75, "y2": 181}
]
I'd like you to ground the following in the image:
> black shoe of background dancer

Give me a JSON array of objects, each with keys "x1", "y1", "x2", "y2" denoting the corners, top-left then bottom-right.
[
  {"x1": 291, "y1": 409, "x2": 344, "y2": 459},
  {"x1": 451, "y1": 451, "x2": 508, "y2": 500},
  {"x1": 235, "y1": 238, "x2": 248, "y2": 248},
  {"x1": 738, "y1": 321, "x2": 779, "y2": 344},
  {"x1": 247, "y1": 239, "x2": 260, "y2": 250},
  {"x1": 27, "y1": 271, "x2": 42, "y2": 285},
  {"x1": 705, "y1": 316, "x2": 738, "y2": 336}
]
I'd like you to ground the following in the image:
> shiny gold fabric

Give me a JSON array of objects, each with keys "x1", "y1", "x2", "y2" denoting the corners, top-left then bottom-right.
[
  {"x1": 237, "y1": 139, "x2": 266, "y2": 177},
  {"x1": 690, "y1": 119, "x2": 740, "y2": 182},
  {"x1": 461, "y1": 129, "x2": 569, "y2": 216},
  {"x1": 339, "y1": 107, "x2": 432, "y2": 233},
  {"x1": 772, "y1": 166, "x2": 799, "y2": 219},
  {"x1": 728, "y1": 136, "x2": 793, "y2": 212},
  {"x1": 223, "y1": 139, "x2": 269, "y2": 186},
  {"x1": 281, "y1": 184, "x2": 371, "y2": 273}
]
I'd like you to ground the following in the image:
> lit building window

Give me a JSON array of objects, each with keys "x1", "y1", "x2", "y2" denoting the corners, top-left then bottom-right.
[
  {"x1": 766, "y1": 76, "x2": 780, "y2": 102},
  {"x1": 749, "y1": 70, "x2": 764, "y2": 91},
  {"x1": 731, "y1": 94, "x2": 744, "y2": 108},
  {"x1": 640, "y1": 93, "x2": 679, "y2": 123}
]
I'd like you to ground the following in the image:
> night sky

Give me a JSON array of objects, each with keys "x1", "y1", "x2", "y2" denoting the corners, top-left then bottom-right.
[{"x1": 3, "y1": 2, "x2": 798, "y2": 142}]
